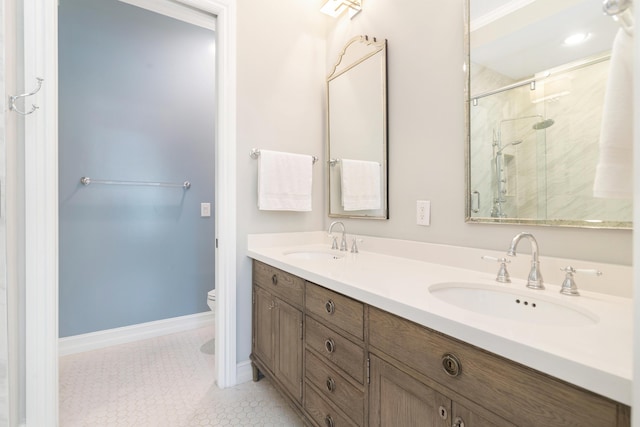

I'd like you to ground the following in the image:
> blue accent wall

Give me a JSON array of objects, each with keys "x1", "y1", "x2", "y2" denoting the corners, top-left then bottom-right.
[{"x1": 59, "y1": 0, "x2": 216, "y2": 337}]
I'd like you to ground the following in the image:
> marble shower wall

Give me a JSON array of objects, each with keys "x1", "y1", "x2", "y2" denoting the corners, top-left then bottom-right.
[{"x1": 469, "y1": 58, "x2": 632, "y2": 223}]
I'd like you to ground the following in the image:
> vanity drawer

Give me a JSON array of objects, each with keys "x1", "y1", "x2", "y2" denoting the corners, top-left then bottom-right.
[
  {"x1": 305, "y1": 383, "x2": 358, "y2": 427},
  {"x1": 253, "y1": 260, "x2": 303, "y2": 307},
  {"x1": 305, "y1": 282, "x2": 364, "y2": 341},
  {"x1": 368, "y1": 306, "x2": 625, "y2": 427},
  {"x1": 305, "y1": 350, "x2": 364, "y2": 426},
  {"x1": 305, "y1": 316, "x2": 365, "y2": 384}
]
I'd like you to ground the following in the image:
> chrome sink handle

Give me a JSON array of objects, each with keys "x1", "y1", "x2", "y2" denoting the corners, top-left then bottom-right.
[
  {"x1": 559, "y1": 266, "x2": 602, "y2": 296},
  {"x1": 351, "y1": 236, "x2": 363, "y2": 253},
  {"x1": 481, "y1": 255, "x2": 511, "y2": 283},
  {"x1": 330, "y1": 235, "x2": 339, "y2": 250}
]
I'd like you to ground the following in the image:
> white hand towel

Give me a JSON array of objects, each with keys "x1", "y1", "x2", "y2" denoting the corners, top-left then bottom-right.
[
  {"x1": 258, "y1": 150, "x2": 313, "y2": 211},
  {"x1": 593, "y1": 28, "x2": 633, "y2": 199},
  {"x1": 340, "y1": 159, "x2": 381, "y2": 211}
]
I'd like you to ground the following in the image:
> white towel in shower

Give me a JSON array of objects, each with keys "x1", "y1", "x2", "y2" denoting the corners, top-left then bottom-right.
[
  {"x1": 340, "y1": 159, "x2": 381, "y2": 211},
  {"x1": 593, "y1": 28, "x2": 633, "y2": 199},
  {"x1": 258, "y1": 149, "x2": 313, "y2": 211}
]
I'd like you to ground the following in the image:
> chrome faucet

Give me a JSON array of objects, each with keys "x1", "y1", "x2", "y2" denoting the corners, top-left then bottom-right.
[
  {"x1": 328, "y1": 221, "x2": 348, "y2": 251},
  {"x1": 507, "y1": 232, "x2": 544, "y2": 290}
]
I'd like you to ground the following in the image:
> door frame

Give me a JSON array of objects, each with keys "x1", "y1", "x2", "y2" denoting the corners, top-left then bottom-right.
[{"x1": 22, "y1": 0, "x2": 237, "y2": 424}]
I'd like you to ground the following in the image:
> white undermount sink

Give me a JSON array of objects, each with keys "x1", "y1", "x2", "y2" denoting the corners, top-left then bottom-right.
[
  {"x1": 429, "y1": 282, "x2": 599, "y2": 326},
  {"x1": 283, "y1": 250, "x2": 345, "y2": 261}
]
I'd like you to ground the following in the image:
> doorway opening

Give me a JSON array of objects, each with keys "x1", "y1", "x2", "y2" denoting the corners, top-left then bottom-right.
[
  {"x1": 58, "y1": 0, "x2": 216, "y2": 339},
  {"x1": 18, "y1": 0, "x2": 237, "y2": 424}
]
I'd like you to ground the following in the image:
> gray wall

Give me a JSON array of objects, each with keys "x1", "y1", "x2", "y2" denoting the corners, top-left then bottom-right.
[
  {"x1": 58, "y1": 0, "x2": 216, "y2": 337},
  {"x1": 323, "y1": 0, "x2": 631, "y2": 266},
  {"x1": 233, "y1": 0, "x2": 632, "y2": 364},
  {"x1": 235, "y1": 0, "x2": 328, "y2": 363}
]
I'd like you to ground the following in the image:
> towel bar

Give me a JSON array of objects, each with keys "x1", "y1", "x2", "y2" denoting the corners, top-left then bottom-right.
[
  {"x1": 250, "y1": 148, "x2": 318, "y2": 165},
  {"x1": 80, "y1": 177, "x2": 191, "y2": 189}
]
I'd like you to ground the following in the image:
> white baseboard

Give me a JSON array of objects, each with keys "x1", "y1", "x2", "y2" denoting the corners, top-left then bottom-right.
[
  {"x1": 236, "y1": 360, "x2": 253, "y2": 384},
  {"x1": 59, "y1": 312, "x2": 215, "y2": 356}
]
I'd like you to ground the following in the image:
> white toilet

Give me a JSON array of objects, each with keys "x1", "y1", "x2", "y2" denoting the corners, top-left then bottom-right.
[
  {"x1": 202, "y1": 289, "x2": 217, "y2": 355},
  {"x1": 207, "y1": 289, "x2": 216, "y2": 313}
]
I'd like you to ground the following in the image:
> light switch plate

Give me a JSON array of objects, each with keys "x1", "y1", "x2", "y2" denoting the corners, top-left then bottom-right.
[{"x1": 201, "y1": 202, "x2": 211, "y2": 217}]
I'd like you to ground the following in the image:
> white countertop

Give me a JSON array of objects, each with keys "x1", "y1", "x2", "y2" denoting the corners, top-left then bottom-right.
[{"x1": 247, "y1": 232, "x2": 633, "y2": 405}]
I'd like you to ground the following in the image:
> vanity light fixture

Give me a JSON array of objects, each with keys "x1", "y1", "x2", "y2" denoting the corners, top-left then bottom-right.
[{"x1": 320, "y1": 0, "x2": 362, "y2": 19}]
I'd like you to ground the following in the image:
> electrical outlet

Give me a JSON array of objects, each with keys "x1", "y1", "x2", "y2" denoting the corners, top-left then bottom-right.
[{"x1": 416, "y1": 200, "x2": 430, "y2": 226}]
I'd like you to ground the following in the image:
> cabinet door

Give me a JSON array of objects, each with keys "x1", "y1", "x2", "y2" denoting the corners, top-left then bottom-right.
[
  {"x1": 369, "y1": 354, "x2": 450, "y2": 427},
  {"x1": 274, "y1": 299, "x2": 303, "y2": 403},
  {"x1": 253, "y1": 286, "x2": 275, "y2": 370}
]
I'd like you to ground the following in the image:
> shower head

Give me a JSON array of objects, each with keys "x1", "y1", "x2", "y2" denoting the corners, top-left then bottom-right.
[
  {"x1": 495, "y1": 116, "x2": 555, "y2": 154},
  {"x1": 532, "y1": 119, "x2": 555, "y2": 130}
]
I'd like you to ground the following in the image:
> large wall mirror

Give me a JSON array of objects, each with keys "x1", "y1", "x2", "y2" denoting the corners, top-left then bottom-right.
[
  {"x1": 327, "y1": 35, "x2": 388, "y2": 219},
  {"x1": 465, "y1": 0, "x2": 633, "y2": 228}
]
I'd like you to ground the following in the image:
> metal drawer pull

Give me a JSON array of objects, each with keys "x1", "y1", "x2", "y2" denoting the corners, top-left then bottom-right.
[
  {"x1": 324, "y1": 415, "x2": 335, "y2": 427},
  {"x1": 324, "y1": 338, "x2": 336, "y2": 353},
  {"x1": 326, "y1": 377, "x2": 336, "y2": 392},
  {"x1": 271, "y1": 274, "x2": 278, "y2": 285},
  {"x1": 441, "y1": 353, "x2": 462, "y2": 377},
  {"x1": 452, "y1": 416, "x2": 465, "y2": 427},
  {"x1": 325, "y1": 299, "x2": 335, "y2": 315},
  {"x1": 438, "y1": 406, "x2": 448, "y2": 420}
]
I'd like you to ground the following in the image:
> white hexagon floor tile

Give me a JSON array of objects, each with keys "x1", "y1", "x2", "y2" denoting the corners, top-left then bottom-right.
[{"x1": 59, "y1": 327, "x2": 305, "y2": 426}]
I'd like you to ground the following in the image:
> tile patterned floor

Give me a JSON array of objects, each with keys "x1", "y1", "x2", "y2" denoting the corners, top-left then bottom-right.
[{"x1": 59, "y1": 327, "x2": 305, "y2": 426}]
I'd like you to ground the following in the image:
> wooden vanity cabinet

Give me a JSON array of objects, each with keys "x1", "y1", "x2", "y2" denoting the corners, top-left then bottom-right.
[
  {"x1": 251, "y1": 261, "x2": 304, "y2": 404},
  {"x1": 250, "y1": 261, "x2": 631, "y2": 427},
  {"x1": 369, "y1": 306, "x2": 630, "y2": 427}
]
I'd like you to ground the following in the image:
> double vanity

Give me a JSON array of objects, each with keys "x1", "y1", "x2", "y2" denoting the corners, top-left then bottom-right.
[{"x1": 248, "y1": 231, "x2": 632, "y2": 426}]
